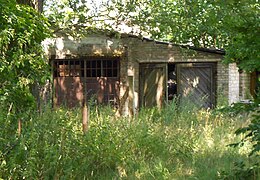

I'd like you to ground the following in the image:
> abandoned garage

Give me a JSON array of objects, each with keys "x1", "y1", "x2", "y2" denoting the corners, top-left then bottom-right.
[{"x1": 44, "y1": 32, "x2": 253, "y2": 115}]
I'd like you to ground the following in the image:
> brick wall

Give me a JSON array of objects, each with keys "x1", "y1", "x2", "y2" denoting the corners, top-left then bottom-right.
[
  {"x1": 228, "y1": 63, "x2": 240, "y2": 105},
  {"x1": 122, "y1": 37, "x2": 225, "y2": 111},
  {"x1": 216, "y1": 63, "x2": 229, "y2": 105}
]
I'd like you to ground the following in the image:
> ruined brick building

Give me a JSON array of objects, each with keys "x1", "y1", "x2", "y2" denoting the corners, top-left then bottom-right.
[{"x1": 43, "y1": 32, "x2": 257, "y2": 115}]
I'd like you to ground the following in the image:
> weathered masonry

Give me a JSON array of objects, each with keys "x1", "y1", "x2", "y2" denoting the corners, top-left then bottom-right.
[{"x1": 44, "y1": 32, "x2": 255, "y2": 115}]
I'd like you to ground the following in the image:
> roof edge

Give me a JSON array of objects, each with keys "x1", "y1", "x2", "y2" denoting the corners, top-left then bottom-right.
[
  {"x1": 53, "y1": 28, "x2": 226, "y2": 55},
  {"x1": 121, "y1": 33, "x2": 226, "y2": 55}
]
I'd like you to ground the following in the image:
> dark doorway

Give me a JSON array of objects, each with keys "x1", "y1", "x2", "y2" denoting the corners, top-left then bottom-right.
[
  {"x1": 168, "y1": 64, "x2": 177, "y2": 100},
  {"x1": 251, "y1": 71, "x2": 260, "y2": 98}
]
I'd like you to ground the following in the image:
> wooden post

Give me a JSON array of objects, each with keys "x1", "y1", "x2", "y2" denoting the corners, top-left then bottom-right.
[
  {"x1": 82, "y1": 58, "x2": 88, "y2": 133},
  {"x1": 128, "y1": 76, "x2": 134, "y2": 117},
  {"x1": 18, "y1": 119, "x2": 22, "y2": 136},
  {"x1": 82, "y1": 102, "x2": 88, "y2": 133}
]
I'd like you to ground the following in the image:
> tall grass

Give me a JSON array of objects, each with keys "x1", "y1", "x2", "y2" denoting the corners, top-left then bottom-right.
[{"x1": 0, "y1": 101, "x2": 259, "y2": 179}]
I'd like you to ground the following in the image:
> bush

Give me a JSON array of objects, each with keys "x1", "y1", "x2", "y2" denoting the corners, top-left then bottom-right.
[{"x1": 216, "y1": 97, "x2": 260, "y2": 179}]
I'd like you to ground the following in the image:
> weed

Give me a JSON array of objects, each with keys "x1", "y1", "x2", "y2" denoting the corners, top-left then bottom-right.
[{"x1": 0, "y1": 102, "x2": 258, "y2": 179}]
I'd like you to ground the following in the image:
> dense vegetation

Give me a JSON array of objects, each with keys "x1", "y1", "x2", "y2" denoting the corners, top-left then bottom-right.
[
  {"x1": 0, "y1": 0, "x2": 50, "y2": 114},
  {"x1": 1, "y1": 102, "x2": 259, "y2": 179}
]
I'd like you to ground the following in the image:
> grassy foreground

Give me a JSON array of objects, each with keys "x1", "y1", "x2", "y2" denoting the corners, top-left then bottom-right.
[{"x1": 0, "y1": 102, "x2": 259, "y2": 179}]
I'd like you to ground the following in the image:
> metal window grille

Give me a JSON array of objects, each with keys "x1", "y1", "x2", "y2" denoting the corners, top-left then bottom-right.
[{"x1": 53, "y1": 58, "x2": 119, "y2": 78}]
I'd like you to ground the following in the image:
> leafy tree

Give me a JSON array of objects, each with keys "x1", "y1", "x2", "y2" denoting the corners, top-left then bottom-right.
[
  {"x1": 133, "y1": 0, "x2": 259, "y2": 71},
  {"x1": 222, "y1": 0, "x2": 260, "y2": 72},
  {"x1": 43, "y1": 0, "x2": 259, "y2": 71},
  {"x1": 43, "y1": 0, "x2": 148, "y2": 36},
  {"x1": 0, "y1": 0, "x2": 50, "y2": 115}
]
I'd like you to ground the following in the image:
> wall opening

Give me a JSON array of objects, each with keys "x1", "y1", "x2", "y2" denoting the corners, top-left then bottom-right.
[
  {"x1": 251, "y1": 71, "x2": 260, "y2": 98},
  {"x1": 168, "y1": 63, "x2": 177, "y2": 101}
]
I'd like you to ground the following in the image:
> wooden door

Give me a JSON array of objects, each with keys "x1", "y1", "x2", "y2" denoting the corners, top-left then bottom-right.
[
  {"x1": 177, "y1": 63, "x2": 216, "y2": 108},
  {"x1": 54, "y1": 77, "x2": 84, "y2": 108},
  {"x1": 139, "y1": 63, "x2": 167, "y2": 108},
  {"x1": 53, "y1": 59, "x2": 84, "y2": 108},
  {"x1": 85, "y1": 77, "x2": 119, "y2": 106}
]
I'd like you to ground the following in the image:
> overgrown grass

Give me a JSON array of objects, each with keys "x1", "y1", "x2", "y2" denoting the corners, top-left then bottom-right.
[{"x1": 0, "y1": 101, "x2": 259, "y2": 179}]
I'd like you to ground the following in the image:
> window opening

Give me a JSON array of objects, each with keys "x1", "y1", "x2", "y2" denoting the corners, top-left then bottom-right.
[
  {"x1": 53, "y1": 59, "x2": 84, "y2": 77},
  {"x1": 86, "y1": 58, "x2": 118, "y2": 78},
  {"x1": 53, "y1": 58, "x2": 118, "y2": 78}
]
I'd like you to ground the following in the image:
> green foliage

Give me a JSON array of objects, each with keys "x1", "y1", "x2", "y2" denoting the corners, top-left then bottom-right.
[
  {"x1": 136, "y1": 0, "x2": 228, "y2": 47},
  {"x1": 233, "y1": 109, "x2": 260, "y2": 156},
  {"x1": 0, "y1": 0, "x2": 50, "y2": 114},
  {"x1": 1, "y1": 102, "x2": 259, "y2": 179},
  {"x1": 219, "y1": 99, "x2": 260, "y2": 157},
  {"x1": 223, "y1": 0, "x2": 260, "y2": 72},
  {"x1": 139, "y1": 0, "x2": 260, "y2": 71},
  {"x1": 44, "y1": 0, "x2": 259, "y2": 71},
  {"x1": 217, "y1": 98, "x2": 260, "y2": 179},
  {"x1": 248, "y1": 111, "x2": 260, "y2": 155},
  {"x1": 219, "y1": 160, "x2": 259, "y2": 180}
]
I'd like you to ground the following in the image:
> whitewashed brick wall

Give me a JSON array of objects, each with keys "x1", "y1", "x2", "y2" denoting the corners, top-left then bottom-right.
[{"x1": 228, "y1": 63, "x2": 240, "y2": 105}]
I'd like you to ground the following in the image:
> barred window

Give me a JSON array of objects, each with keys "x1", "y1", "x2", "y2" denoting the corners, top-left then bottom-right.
[
  {"x1": 53, "y1": 59, "x2": 84, "y2": 77},
  {"x1": 53, "y1": 58, "x2": 119, "y2": 78},
  {"x1": 86, "y1": 59, "x2": 118, "y2": 78}
]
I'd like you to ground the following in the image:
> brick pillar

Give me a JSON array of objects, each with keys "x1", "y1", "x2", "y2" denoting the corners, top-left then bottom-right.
[{"x1": 228, "y1": 63, "x2": 240, "y2": 105}]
